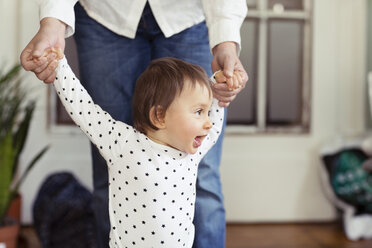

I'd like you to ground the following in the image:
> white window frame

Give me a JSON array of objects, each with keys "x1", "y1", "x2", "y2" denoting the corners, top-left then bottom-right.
[
  {"x1": 227, "y1": 0, "x2": 313, "y2": 134},
  {"x1": 48, "y1": 0, "x2": 313, "y2": 136}
]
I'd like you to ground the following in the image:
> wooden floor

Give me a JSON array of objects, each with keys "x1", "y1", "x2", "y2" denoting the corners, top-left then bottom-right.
[
  {"x1": 19, "y1": 222, "x2": 372, "y2": 248},
  {"x1": 226, "y1": 222, "x2": 372, "y2": 248}
]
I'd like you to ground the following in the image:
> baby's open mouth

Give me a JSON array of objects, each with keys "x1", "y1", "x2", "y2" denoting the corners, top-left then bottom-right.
[{"x1": 193, "y1": 135, "x2": 207, "y2": 148}]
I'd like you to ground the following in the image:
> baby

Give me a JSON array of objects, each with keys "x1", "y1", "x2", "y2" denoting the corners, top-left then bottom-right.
[{"x1": 53, "y1": 56, "x2": 241, "y2": 248}]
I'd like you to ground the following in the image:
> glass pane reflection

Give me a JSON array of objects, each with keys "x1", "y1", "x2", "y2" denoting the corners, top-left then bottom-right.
[
  {"x1": 266, "y1": 20, "x2": 304, "y2": 126},
  {"x1": 227, "y1": 20, "x2": 258, "y2": 125},
  {"x1": 268, "y1": 0, "x2": 303, "y2": 10},
  {"x1": 56, "y1": 37, "x2": 80, "y2": 125},
  {"x1": 246, "y1": 0, "x2": 257, "y2": 9}
]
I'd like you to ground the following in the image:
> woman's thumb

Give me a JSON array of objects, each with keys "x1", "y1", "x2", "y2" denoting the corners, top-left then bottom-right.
[
  {"x1": 222, "y1": 57, "x2": 234, "y2": 79},
  {"x1": 31, "y1": 40, "x2": 50, "y2": 58}
]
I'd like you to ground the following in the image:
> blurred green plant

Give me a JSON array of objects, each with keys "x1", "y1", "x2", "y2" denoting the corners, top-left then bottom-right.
[{"x1": 0, "y1": 64, "x2": 49, "y2": 225}]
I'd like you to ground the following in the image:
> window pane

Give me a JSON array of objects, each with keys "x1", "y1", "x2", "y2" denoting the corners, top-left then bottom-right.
[
  {"x1": 56, "y1": 101, "x2": 72, "y2": 124},
  {"x1": 246, "y1": 0, "x2": 257, "y2": 9},
  {"x1": 268, "y1": 0, "x2": 303, "y2": 10},
  {"x1": 56, "y1": 37, "x2": 79, "y2": 125},
  {"x1": 266, "y1": 20, "x2": 304, "y2": 126},
  {"x1": 227, "y1": 20, "x2": 258, "y2": 125}
]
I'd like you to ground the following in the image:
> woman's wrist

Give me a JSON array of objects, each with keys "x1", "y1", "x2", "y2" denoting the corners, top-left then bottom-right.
[
  {"x1": 212, "y1": 41, "x2": 237, "y2": 56},
  {"x1": 40, "y1": 17, "x2": 66, "y2": 34}
]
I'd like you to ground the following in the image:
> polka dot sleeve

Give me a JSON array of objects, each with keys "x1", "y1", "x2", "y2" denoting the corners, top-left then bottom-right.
[
  {"x1": 197, "y1": 97, "x2": 224, "y2": 157},
  {"x1": 53, "y1": 57, "x2": 131, "y2": 160}
]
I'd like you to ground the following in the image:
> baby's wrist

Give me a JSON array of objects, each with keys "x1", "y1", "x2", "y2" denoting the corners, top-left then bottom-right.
[{"x1": 210, "y1": 70, "x2": 223, "y2": 85}]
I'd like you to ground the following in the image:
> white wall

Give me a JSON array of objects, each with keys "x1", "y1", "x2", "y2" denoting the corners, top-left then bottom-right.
[
  {"x1": 1, "y1": 0, "x2": 367, "y2": 224},
  {"x1": 0, "y1": 0, "x2": 20, "y2": 65},
  {"x1": 221, "y1": 0, "x2": 367, "y2": 222}
]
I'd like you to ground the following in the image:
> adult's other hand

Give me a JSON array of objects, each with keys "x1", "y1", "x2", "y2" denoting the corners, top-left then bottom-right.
[{"x1": 211, "y1": 41, "x2": 248, "y2": 107}]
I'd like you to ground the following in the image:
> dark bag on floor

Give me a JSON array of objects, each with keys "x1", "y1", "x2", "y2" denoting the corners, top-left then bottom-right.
[
  {"x1": 321, "y1": 147, "x2": 372, "y2": 240},
  {"x1": 33, "y1": 172, "x2": 96, "y2": 248}
]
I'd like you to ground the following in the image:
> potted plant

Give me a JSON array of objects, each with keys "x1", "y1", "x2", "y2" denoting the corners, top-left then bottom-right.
[{"x1": 0, "y1": 64, "x2": 49, "y2": 247}]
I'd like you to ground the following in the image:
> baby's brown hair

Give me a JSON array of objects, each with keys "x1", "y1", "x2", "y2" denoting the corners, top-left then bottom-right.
[{"x1": 132, "y1": 57, "x2": 212, "y2": 134}]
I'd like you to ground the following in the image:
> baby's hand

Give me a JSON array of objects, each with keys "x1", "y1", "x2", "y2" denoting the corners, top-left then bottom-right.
[
  {"x1": 47, "y1": 47, "x2": 64, "y2": 60},
  {"x1": 33, "y1": 47, "x2": 64, "y2": 63},
  {"x1": 213, "y1": 70, "x2": 243, "y2": 91}
]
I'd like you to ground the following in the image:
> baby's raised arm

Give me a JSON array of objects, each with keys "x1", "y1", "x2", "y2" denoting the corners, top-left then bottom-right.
[
  {"x1": 53, "y1": 57, "x2": 133, "y2": 159},
  {"x1": 196, "y1": 73, "x2": 228, "y2": 157},
  {"x1": 197, "y1": 70, "x2": 243, "y2": 156}
]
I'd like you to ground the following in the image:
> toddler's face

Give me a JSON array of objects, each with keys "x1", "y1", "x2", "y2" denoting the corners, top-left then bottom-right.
[{"x1": 162, "y1": 81, "x2": 213, "y2": 154}]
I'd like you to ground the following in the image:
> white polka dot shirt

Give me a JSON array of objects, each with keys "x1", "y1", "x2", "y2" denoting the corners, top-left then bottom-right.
[{"x1": 53, "y1": 57, "x2": 224, "y2": 248}]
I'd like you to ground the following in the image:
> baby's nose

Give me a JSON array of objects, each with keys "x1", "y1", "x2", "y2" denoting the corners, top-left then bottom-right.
[{"x1": 204, "y1": 119, "x2": 212, "y2": 130}]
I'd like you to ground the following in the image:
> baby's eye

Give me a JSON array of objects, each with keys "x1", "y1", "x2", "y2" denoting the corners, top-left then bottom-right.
[
  {"x1": 208, "y1": 110, "x2": 211, "y2": 117},
  {"x1": 196, "y1": 109, "x2": 202, "y2": 115}
]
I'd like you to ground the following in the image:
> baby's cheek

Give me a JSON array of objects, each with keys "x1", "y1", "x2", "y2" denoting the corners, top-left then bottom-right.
[{"x1": 180, "y1": 124, "x2": 194, "y2": 136}]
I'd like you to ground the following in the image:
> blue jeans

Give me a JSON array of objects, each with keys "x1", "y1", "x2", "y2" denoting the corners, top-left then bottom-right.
[{"x1": 74, "y1": 3, "x2": 226, "y2": 247}]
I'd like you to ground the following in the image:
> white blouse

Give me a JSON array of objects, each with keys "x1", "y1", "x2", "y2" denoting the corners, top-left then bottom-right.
[
  {"x1": 53, "y1": 57, "x2": 224, "y2": 248},
  {"x1": 38, "y1": 0, "x2": 247, "y2": 52}
]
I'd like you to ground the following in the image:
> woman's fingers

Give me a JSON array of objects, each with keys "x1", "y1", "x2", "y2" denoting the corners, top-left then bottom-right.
[
  {"x1": 214, "y1": 71, "x2": 243, "y2": 90},
  {"x1": 35, "y1": 59, "x2": 59, "y2": 83}
]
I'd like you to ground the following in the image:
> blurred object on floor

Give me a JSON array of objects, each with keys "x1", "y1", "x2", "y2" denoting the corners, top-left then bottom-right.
[
  {"x1": 19, "y1": 226, "x2": 41, "y2": 248},
  {"x1": 33, "y1": 172, "x2": 95, "y2": 248},
  {"x1": 321, "y1": 144, "x2": 372, "y2": 240}
]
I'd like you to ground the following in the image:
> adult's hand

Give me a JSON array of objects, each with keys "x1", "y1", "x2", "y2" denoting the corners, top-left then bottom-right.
[
  {"x1": 20, "y1": 17, "x2": 66, "y2": 84},
  {"x1": 211, "y1": 41, "x2": 249, "y2": 107}
]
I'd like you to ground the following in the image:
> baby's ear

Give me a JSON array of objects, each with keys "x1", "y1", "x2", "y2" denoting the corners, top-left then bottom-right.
[{"x1": 149, "y1": 106, "x2": 166, "y2": 129}]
